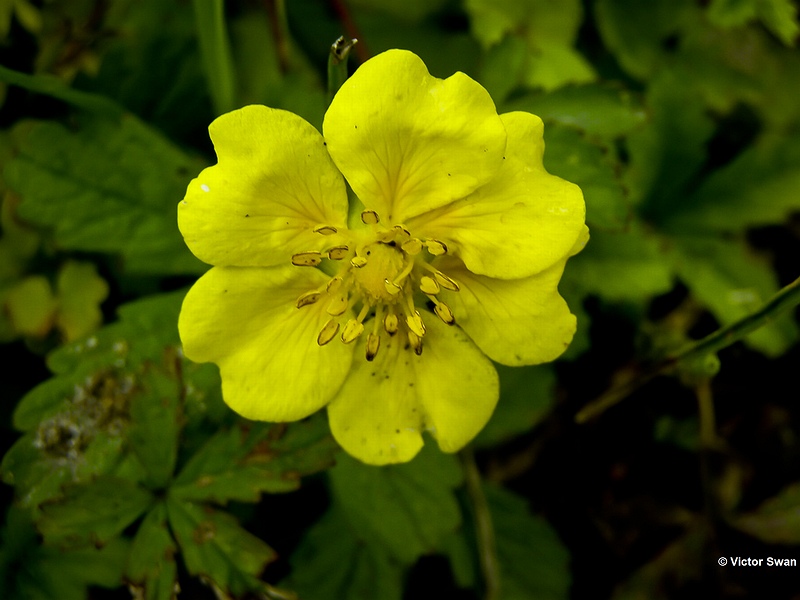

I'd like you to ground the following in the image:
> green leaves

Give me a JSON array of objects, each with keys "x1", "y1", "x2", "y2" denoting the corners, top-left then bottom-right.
[
  {"x1": 329, "y1": 447, "x2": 463, "y2": 564},
  {"x1": 4, "y1": 114, "x2": 206, "y2": 275}
]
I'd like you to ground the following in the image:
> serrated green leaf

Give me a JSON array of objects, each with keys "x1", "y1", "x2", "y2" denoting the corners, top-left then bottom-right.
[
  {"x1": 708, "y1": 0, "x2": 799, "y2": 45},
  {"x1": 167, "y1": 498, "x2": 276, "y2": 596},
  {"x1": 503, "y1": 84, "x2": 647, "y2": 139},
  {"x1": 595, "y1": 0, "x2": 700, "y2": 79},
  {"x1": 329, "y1": 444, "x2": 463, "y2": 564},
  {"x1": 171, "y1": 416, "x2": 338, "y2": 504},
  {"x1": 627, "y1": 71, "x2": 715, "y2": 217},
  {"x1": 46, "y1": 290, "x2": 185, "y2": 375},
  {"x1": 562, "y1": 226, "x2": 673, "y2": 301},
  {"x1": 670, "y1": 235, "x2": 799, "y2": 356},
  {"x1": 128, "y1": 364, "x2": 182, "y2": 489},
  {"x1": 663, "y1": 133, "x2": 800, "y2": 234},
  {"x1": 542, "y1": 123, "x2": 630, "y2": 230},
  {"x1": 4, "y1": 115, "x2": 206, "y2": 275},
  {"x1": 465, "y1": 0, "x2": 594, "y2": 90},
  {"x1": 1, "y1": 508, "x2": 130, "y2": 600},
  {"x1": 38, "y1": 476, "x2": 153, "y2": 548},
  {"x1": 487, "y1": 484, "x2": 571, "y2": 600},
  {"x1": 475, "y1": 365, "x2": 556, "y2": 447},
  {"x1": 126, "y1": 502, "x2": 178, "y2": 600},
  {"x1": 285, "y1": 506, "x2": 404, "y2": 600}
]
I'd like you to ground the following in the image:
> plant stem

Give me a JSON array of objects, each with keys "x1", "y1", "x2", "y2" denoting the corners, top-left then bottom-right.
[
  {"x1": 327, "y1": 36, "x2": 358, "y2": 102},
  {"x1": 576, "y1": 275, "x2": 800, "y2": 423},
  {"x1": 460, "y1": 448, "x2": 500, "y2": 600}
]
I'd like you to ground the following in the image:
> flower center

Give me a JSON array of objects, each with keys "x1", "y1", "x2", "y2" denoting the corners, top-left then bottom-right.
[{"x1": 291, "y1": 209, "x2": 459, "y2": 361}]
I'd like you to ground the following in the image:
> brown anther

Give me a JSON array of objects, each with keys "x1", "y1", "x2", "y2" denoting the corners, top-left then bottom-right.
[
  {"x1": 406, "y1": 311, "x2": 426, "y2": 337},
  {"x1": 291, "y1": 251, "x2": 323, "y2": 266},
  {"x1": 434, "y1": 301, "x2": 455, "y2": 325},
  {"x1": 317, "y1": 320, "x2": 340, "y2": 345},
  {"x1": 341, "y1": 319, "x2": 365, "y2": 343},
  {"x1": 384, "y1": 313, "x2": 399, "y2": 335},
  {"x1": 326, "y1": 294, "x2": 349, "y2": 316},
  {"x1": 313, "y1": 224, "x2": 338, "y2": 235},
  {"x1": 419, "y1": 276, "x2": 440, "y2": 295},
  {"x1": 407, "y1": 330, "x2": 423, "y2": 356},
  {"x1": 433, "y1": 270, "x2": 460, "y2": 291},
  {"x1": 425, "y1": 239, "x2": 448, "y2": 256},
  {"x1": 366, "y1": 333, "x2": 381, "y2": 361},
  {"x1": 296, "y1": 291, "x2": 322, "y2": 308},
  {"x1": 384, "y1": 278, "x2": 402, "y2": 295},
  {"x1": 327, "y1": 245, "x2": 349, "y2": 260},
  {"x1": 401, "y1": 238, "x2": 423, "y2": 255},
  {"x1": 361, "y1": 210, "x2": 380, "y2": 224},
  {"x1": 351, "y1": 256, "x2": 368, "y2": 268}
]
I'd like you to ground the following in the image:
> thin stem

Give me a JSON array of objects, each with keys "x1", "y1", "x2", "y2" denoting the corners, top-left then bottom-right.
[
  {"x1": 327, "y1": 36, "x2": 358, "y2": 102},
  {"x1": 264, "y1": 0, "x2": 290, "y2": 74},
  {"x1": 460, "y1": 448, "x2": 500, "y2": 600},
  {"x1": 576, "y1": 275, "x2": 800, "y2": 423}
]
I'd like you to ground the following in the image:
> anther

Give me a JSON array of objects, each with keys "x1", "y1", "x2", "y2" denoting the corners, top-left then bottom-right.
[
  {"x1": 317, "y1": 320, "x2": 340, "y2": 345},
  {"x1": 419, "y1": 276, "x2": 440, "y2": 295},
  {"x1": 366, "y1": 333, "x2": 380, "y2": 361},
  {"x1": 326, "y1": 294, "x2": 349, "y2": 316},
  {"x1": 407, "y1": 330, "x2": 423, "y2": 356},
  {"x1": 296, "y1": 291, "x2": 322, "y2": 308},
  {"x1": 341, "y1": 319, "x2": 365, "y2": 343},
  {"x1": 361, "y1": 210, "x2": 380, "y2": 224},
  {"x1": 433, "y1": 301, "x2": 455, "y2": 325},
  {"x1": 291, "y1": 251, "x2": 323, "y2": 266},
  {"x1": 406, "y1": 311, "x2": 426, "y2": 337},
  {"x1": 401, "y1": 238, "x2": 423, "y2": 255},
  {"x1": 351, "y1": 256, "x2": 368, "y2": 268},
  {"x1": 425, "y1": 239, "x2": 448, "y2": 256},
  {"x1": 392, "y1": 225, "x2": 411, "y2": 240},
  {"x1": 327, "y1": 277, "x2": 343, "y2": 293},
  {"x1": 327, "y1": 246, "x2": 349, "y2": 260},
  {"x1": 384, "y1": 313, "x2": 399, "y2": 335},
  {"x1": 433, "y1": 270, "x2": 460, "y2": 291},
  {"x1": 384, "y1": 278, "x2": 402, "y2": 295},
  {"x1": 313, "y1": 224, "x2": 338, "y2": 235}
]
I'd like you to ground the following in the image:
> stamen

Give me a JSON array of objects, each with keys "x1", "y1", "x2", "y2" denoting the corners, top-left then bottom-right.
[
  {"x1": 341, "y1": 319, "x2": 365, "y2": 343},
  {"x1": 351, "y1": 256, "x2": 368, "y2": 268},
  {"x1": 384, "y1": 312, "x2": 399, "y2": 335},
  {"x1": 407, "y1": 330, "x2": 423, "y2": 355},
  {"x1": 405, "y1": 311, "x2": 426, "y2": 337},
  {"x1": 291, "y1": 251, "x2": 323, "y2": 266},
  {"x1": 419, "y1": 276, "x2": 440, "y2": 295},
  {"x1": 432, "y1": 299, "x2": 455, "y2": 325},
  {"x1": 392, "y1": 225, "x2": 411, "y2": 241},
  {"x1": 317, "y1": 320, "x2": 339, "y2": 345},
  {"x1": 366, "y1": 333, "x2": 380, "y2": 361},
  {"x1": 384, "y1": 278, "x2": 402, "y2": 295},
  {"x1": 425, "y1": 239, "x2": 448, "y2": 256},
  {"x1": 296, "y1": 291, "x2": 322, "y2": 308},
  {"x1": 326, "y1": 294, "x2": 349, "y2": 316},
  {"x1": 313, "y1": 224, "x2": 338, "y2": 235},
  {"x1": 327, "y1": 277, "x2": 343, "y2": 293},
  {"x1": 361, "y1": 210, "x2": 380, "y2": 224},
  {"x1": 327, "y1": 246, "x2": 349, "y2": 260},
  {"x1": 401, "y1": 238, "x2": 423, "y2": 255},
  {"x1": 421, "y1": 264, "x2": 460, "y2": 291}
]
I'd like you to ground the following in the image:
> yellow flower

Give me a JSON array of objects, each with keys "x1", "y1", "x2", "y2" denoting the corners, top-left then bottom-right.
[{"x1": 178, "y1": 50, "x2": 587, "y2": 465}]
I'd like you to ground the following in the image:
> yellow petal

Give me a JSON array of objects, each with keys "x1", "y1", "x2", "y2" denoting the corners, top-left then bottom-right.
[
  {"x1": 323, "y1": 50, "x2": 507, "y2": 223},
  {"x1": 327, "y1": 316, "x2": 498, "y2": 465},
  {"x1": 438, "y1": 257, "x2": 576, "y2": 366},
  {"x1": 179, "y1": 105, "x2": 349, "y2": 267},
  {"x1": 408, "y1": 112, "x2": 586, "y2": 279},
  {"x1": 178, "y1": 265, "x2": 354, "y2": 421}
]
